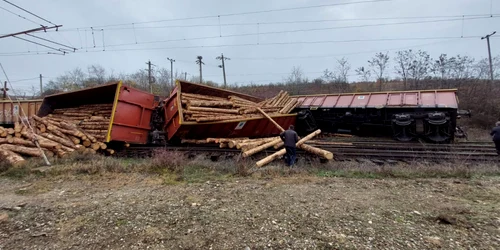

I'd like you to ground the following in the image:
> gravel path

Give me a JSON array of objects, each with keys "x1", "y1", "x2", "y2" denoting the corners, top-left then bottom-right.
[{"x1": 1, "y1": 174, "x2": 500, "y2": 249}]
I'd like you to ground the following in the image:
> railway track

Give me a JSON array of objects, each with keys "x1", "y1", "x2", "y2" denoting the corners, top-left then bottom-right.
[{"x1": 115, "y1": 140, "x2": 500, "y2": 164}]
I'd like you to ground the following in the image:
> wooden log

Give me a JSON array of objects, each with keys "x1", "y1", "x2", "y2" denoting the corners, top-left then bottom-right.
[
  {"x1": 67, "y1": 135, "x2": 81, "y2": 145},
  {"x1": 14, "y1": 122, "x2": 21, "y2": 133},
  {"x1": 79, "y1": 129, "x2": 97, "y2": 143},
  {"x1": 59, "y1": 127, "x2": 86, "y2": 139},
  {"x1": 0, "y1": 138, "x2": 7, "y2": 144},
  {"x1": 236, "y1": 137, "x2": 278, "y2": 149},
  {"x1": 90, "y1": 143, "x2": 101, "y2": 151},
  {"x1": 240, "y1": 140, "x2": 277, "y2": 151},
  {"x1": 41, "y1": 133, "x2": 81, "y2": 150},
  {"x1": 219, "y1": 142, "x2": 228, "y2": 148},
  {"x1": 37, "y1": 124, "x2": 46, "y2": 133},
  {"x1": 268, "y1": 90, "x2": 283, "y2": 106},
  {"x1": 82, "y1": 139, "x2": 92, "y2": 147},
  {"x1": 0, "y1": 144, "x2": 44, "y2": 157},
  {"x1": 188, "y1": 106, "x2": 239, "y2": 114},
  {"x1": 14, "y1": 132, "x2": 22, "y2": 138},
  {"x1": 256, "y1": 108, "x2": 285, "y2": 132},
  {"x1": 187, "y1": 100, "x2": 234, "y2": 108},
  {"x1": 274, "y1": 92, "x2": 289, "y2": 107},
  {"x1": 299, "y1": 144, "x2": 334, "y2": 160},
  {"x1": 0, "y1": 148, "x2": 25, "y2": 166},
  {"x1": 181, "y1": 93, "x2": 227, "y2": 101},
  {"x1": 46, "y1": 125, "x2": 73, "y2": 143},
  {"x1": 6, "y1": 128, "x2": 15, "y2": 135},
  {"x1": 106, "y1": 149, "x2": 115, "y2": 155},
  {"x1": 78, "y1": 125, "x2": 110, "y2": 130},
  {"x1": 242, "y1": 138, "x2": 282, "y2": 157},
  {"x1": 256, "y1": 129, "x2": 321, "y2": 167},
  {"x1": 21, "y1": 132, "x2": 62, "y2": 150},
  {"x1": 181, "y1": 139, "x2": 209, "y2": 144},
  {"x1": 88, "y1": 116, "x2": 108, "y2": 121},
  {"x1": 99, "y1": 142, "x2": 107, "y2": 150},
  {"x1": 280, "y1": 99, "x2": 298, "y2": 114},
  {"x1": 83, "y1": 129, "x2": 108, "y2": 134},
  {"x1": 195, "y1": 115, "x2": 244, "y2": 122}
]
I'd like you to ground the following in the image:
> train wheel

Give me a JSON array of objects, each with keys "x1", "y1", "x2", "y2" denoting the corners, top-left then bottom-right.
[
  {"x1": 393, "y1": 125, "x2": 415, "y2": 142},
  {"x1": 426, "y1": 124, "x2": 451, "y2": 143}
]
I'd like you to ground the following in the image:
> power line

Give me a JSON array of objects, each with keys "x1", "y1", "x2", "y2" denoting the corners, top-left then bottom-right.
[
  {"x1": 42, "y1": 16, "x2": 499, "y2": 50},
  {"x1": 63, "y1": 14, "x2": 498, "y2": 32},
  {"x1": 77, "y1": 0, "x2": 390, "y2": 29},
  {"x1": 0, "y1": 35, "x2": 488, "y2": 56},
  {"x1": 25, "y1": 33, "x2": 76, "y2": 51},
  {"x1": 0, "y1": 6, "x2": 43, "y2": 26},
  {"x1": 12, "y1": 36, "x2": 66, "y2": 54},
  {"x1": 3, "y1": 0, "x2": 57, "y2": 26}
]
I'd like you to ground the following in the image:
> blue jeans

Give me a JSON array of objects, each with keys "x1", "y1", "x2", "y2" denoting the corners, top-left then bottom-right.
[{"x1": 285, "y1": 146, "x2": 296, "y2": 166}]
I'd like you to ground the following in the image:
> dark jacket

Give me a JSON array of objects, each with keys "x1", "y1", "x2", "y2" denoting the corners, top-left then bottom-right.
[
  {"x1": 491, "y1": 126, "x2": 500, "y2": 141},
  {"x1": 280, "y1": 129, "x2": 299, "y2": 148}
]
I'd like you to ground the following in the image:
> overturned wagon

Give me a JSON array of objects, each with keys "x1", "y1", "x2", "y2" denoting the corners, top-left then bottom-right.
[
  {"x1": 292, "y1": 89, "x2": 463, "y2": 143},
  {"x1": 157, "y1": 80, "x2": 297, "y2": 144},
  {"x1": 38, "y1": 81, "x2": 157, "y2": 145}
]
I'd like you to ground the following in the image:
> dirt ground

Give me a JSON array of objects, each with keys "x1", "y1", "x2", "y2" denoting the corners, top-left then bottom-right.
[{"x1": 1, "y1": 171, "x2": 500, "y2": 250}]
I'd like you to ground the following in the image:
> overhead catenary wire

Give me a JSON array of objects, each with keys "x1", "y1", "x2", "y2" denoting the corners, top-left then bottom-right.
[
  {"x1": 2, "y1": 0, "x2": 57, "y2": 26},
  {"x1": 61, "y1": 14, "x2": 499, "y2": 32},
  {"x1": 0, "y1": 35, "x2": 490, "y2": 56},
  {"x1": 0, "y1": 6, "x2": 43, "y2": 26},
  {"x1": 36, "y1": 16, "x2": 500, "y2": 51},
  {"x1": 25, "y1": 33, "x2": 76, "y2": 51},
  {"x1": 12, "y1": 36, "x2": 66, "y2": 54},
  {"x1": 71, "y1": 0, "x2": 390, "y2": 29}
]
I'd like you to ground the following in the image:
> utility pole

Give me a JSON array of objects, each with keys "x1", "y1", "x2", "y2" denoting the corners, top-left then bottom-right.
[
  {"x1": 216, "y1": 53, "x2": 230, "y2": 88},
  {"x1": 167, "y1": 57, "x2": 175, "y2": 88},
  {"x1": 39, "y1": 74, "x2": 43, "y2": 96},
  {"x1": 196, "y1": 56, "x2": 204, "y2": 83},
  {"x1": 146, "y1": 60, "x2": 153, "y2": 93},
  {"x1": 1, "y1": 81, "x2": 8, "y2": 99},
  {"x1": 481, "y1": 31, "x2": 496, "y2": 81},
  {"x1": 184, "y1": 72, "x2": 188, "y2": 80}
]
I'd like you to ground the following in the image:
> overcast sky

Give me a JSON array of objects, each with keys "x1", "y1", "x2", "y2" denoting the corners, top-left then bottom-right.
[{"x1": 0, "y1": 0, "x2": 498, "y2": 94}]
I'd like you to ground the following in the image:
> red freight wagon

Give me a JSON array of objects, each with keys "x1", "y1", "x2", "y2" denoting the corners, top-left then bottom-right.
[
  {"x1": 0, "y1": 99, "x2": 43, "y2": 126},
  {"x1": 163, "y1": 80, "x2": 297, "y2": 142},
  {"x1": 291, "y1": 89, "x2": 463, "y2": 143},
  {"x1": 38, "y1": 81, "x2": 156, "y2": 144}
]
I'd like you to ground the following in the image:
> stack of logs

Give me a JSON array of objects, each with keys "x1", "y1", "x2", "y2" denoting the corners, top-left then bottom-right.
[
  {"x1": 181, "y1": 129, "x2": 334, "y2": 167},
  {"x1": 0, "y1": 103, "x2": 114, "y2": 166},
  {"x1": 182, "y1": 91, "x2": 297, "y2": 123}
]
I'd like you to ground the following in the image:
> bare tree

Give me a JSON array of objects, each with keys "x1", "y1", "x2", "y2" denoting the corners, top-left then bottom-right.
[
  {"x1": 394, "y1": 50, "x2": 413, "y2": 90},
  {"x1": 285, "y1": 66, "x2": 307, "y2": 94},
  {"x1": 322, "y1": 69, "x2": 334, "y2": 81},
  {"x1": 432, "y1": 54, "x2": 451, "y2": 79},
  {"x1": 86, "y1": 65, "x2": 106, "y2": 86},
  {"x1": 407, "y1": 50, "x2": 431, "y2": 89},
  {"x1": 368, "y1": 52, "x2": 390, "y2": 90},
  {"x1": 335, "y1": 57, "x2": 351, "y2": 83},
  {"x1": 355, "y1": 66, "x2": 371, "y2": 82},
  {"x1": 449, "y1": 55, "x2": 475, "y2": 80}
]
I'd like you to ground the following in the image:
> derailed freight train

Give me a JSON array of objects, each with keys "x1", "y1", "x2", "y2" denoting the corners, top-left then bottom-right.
[{"x1": 292, "y1": 89, "x2": 469, "y2": 143}]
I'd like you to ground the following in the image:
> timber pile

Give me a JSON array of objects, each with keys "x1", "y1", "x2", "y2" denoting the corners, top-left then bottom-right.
[
  {"x1": 181, "y1": 91, "x2": 297, "y2": 123},
  {"x1": 181, "y1": 129, "x2": 334, "y2": 167},
  {"x1": 0, "y1": 103, "x2": 114, "y2": 165}
]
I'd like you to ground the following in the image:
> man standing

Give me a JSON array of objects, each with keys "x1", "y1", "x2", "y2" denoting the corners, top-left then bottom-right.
[
  {"x1": 491, "y1": 121, "x2": 500, "y2": 155},
  {"x1": 280, "y1": 125, "x2": 299, "y2": 166}
]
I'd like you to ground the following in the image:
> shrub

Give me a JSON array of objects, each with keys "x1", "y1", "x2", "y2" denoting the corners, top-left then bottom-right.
[{"x1": 149, "y1": 149, "x2": 187, "y2": 174}]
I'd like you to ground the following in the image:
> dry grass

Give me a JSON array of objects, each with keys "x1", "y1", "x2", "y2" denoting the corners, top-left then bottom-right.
[
  {"x1": 1, "y1": 153, "x2": 499, "y2": 182},
  {"x1": 315, "y1": 160, "x2": 500, "y2": 179}
]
